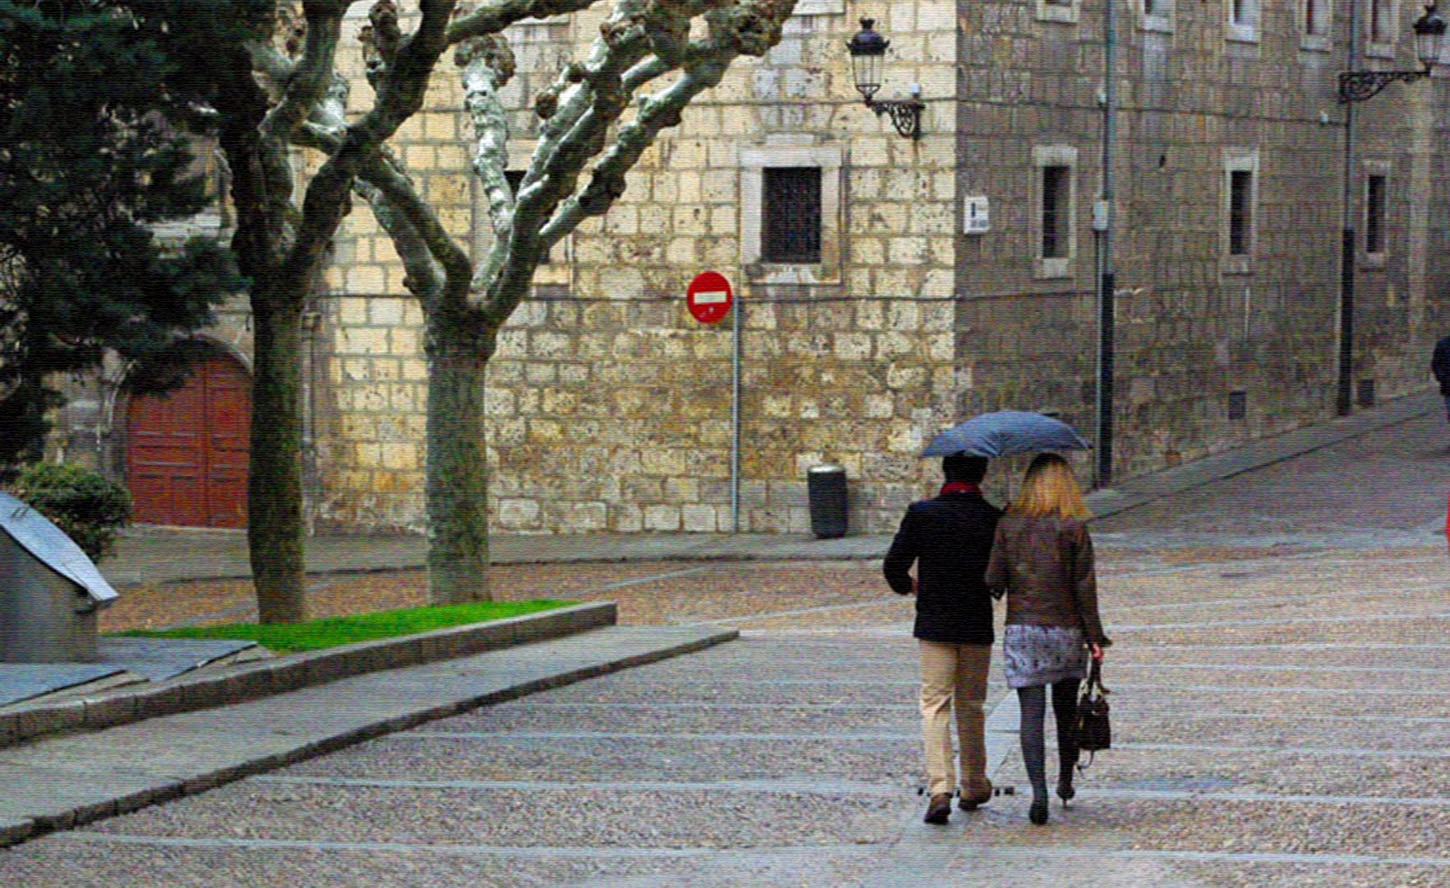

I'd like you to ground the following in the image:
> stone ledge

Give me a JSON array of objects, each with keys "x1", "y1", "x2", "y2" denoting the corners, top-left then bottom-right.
[{"x1": 0, "y1": 601, "x2": 615, "y2": 750}]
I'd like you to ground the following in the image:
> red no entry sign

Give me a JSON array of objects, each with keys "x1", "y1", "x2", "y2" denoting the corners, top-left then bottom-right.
[{"x1": 686, "y1": 271, "x2": 733, "y2": 325}]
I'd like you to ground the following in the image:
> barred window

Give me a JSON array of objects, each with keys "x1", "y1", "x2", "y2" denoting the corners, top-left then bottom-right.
[
  {"x1": 1365, "y1": 174, "x2": 1387, "y2": 254},
  {"x1": 762, "y1": 167, "x2": 822, "y2": 264},
  {"x1": 1041, "y1": 165, "x2": 1071, "y2": 259},
  {"x1": 1228, "y1": 170, "x2": 1253, "y2": 256}
]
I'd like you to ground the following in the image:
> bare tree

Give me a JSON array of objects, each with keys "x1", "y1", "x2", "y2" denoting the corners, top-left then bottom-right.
[
  {"x1": 299, "y1": 0, "x2": 798, "y2": 603},
  {"x1": 203, "y1": 0, "x2": 462, "y2": 622}
]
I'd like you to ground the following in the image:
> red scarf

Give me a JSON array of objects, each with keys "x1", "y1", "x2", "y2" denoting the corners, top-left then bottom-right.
[{"x1": 940, "y1": 482, "x2": 980, "y2": 496}]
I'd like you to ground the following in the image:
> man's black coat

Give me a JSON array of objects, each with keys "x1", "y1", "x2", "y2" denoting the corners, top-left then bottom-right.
[
  {"x1": 1434, "y1": 335, "x2": 1450, "y2": 396},
  {"x1": 883, "y1": 490, "x2": 1002, "y2": 645}
]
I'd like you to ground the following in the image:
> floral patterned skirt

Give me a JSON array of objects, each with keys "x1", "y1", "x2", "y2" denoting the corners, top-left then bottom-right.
[{"x1": 1002, "y1": 624, "x2": 1088, "y2": 689}]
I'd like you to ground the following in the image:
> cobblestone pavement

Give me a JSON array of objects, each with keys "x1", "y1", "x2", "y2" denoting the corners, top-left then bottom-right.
[{"x1": 3, "y1": 412, "x2": 1449, "y2": 886}]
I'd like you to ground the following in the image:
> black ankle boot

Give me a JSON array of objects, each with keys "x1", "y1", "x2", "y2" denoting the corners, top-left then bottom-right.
[
  {"x1": 1029, "y1": 796, "x2": 1049, "y2": 825},
  {"x1": 1057, "y1": 769, "x2": 1076, "y2": 806}
]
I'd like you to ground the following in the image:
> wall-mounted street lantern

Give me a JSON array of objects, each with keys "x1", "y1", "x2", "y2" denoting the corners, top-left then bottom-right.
[
  {"x1": 846, "y1": 18, "x2": 924, "y2": 139},
  {"x1": 1338, "y1": 2, "x2": 1446, "y2": 102}
]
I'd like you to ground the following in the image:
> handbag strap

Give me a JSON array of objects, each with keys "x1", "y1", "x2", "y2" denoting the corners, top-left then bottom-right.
[{"x1": 1086, "y1": 658, "x2": 1109, "y2": 695}]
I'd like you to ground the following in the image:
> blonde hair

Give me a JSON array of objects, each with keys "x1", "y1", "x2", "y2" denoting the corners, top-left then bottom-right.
[{"x1": 1010, "y1": 453, "x2": 1092, "y2": 520}]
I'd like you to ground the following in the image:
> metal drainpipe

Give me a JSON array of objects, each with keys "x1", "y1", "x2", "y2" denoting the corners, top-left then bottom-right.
[
  {"x1": 1337, "y1": 0, "x2": 1361, "y2": 417},
  {"x1": 1095, "y1": 0, "x2": 1118, "y2": 488}
]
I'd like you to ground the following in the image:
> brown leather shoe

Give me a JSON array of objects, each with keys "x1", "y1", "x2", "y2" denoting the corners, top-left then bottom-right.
[
  {"x1": 924, "y1": 793, "x2": 952, "y2": 824},
  {"x1": 958, "y1": 787, "x2": 993, "y2": 811}
]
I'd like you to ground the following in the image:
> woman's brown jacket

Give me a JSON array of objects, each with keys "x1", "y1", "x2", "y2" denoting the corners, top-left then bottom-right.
[{"x1": 984, "y1": 512, "x2": 1112, "y2": 647}]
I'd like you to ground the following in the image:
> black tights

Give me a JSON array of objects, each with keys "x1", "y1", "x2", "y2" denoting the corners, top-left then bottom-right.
[{"x1": 1017, "y1": 681, "x2": 1079, "y2": 800}]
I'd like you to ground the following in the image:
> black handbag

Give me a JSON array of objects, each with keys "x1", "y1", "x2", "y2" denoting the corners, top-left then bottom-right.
[{"x1": 1075, "y1": 659, "x2": 1111, "y2": 770}]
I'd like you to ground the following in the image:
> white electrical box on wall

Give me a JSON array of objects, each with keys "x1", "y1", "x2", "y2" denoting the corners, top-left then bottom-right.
[{"x1": 964, "y1": 196, "x2": 990, "y2": 234}]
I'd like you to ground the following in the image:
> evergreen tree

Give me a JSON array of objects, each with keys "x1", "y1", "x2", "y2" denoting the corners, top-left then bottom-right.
[{"x1": 0, "y1": 0, "x2": 240, "y2": 465}]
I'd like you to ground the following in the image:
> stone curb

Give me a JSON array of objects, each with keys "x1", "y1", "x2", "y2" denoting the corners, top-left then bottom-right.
[
  {"x1": 1084, "y1": 390, "x2": 1436, "y2": 521},
  {"x1": 0, "y1": 625, "x2": 737, "y2": 850},
  {"x1": 0, "y1": 601, "x2": 616, "y2": 750}
]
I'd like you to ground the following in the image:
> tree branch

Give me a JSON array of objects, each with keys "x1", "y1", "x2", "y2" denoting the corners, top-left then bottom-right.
[
  {"x1": 286, "y1": 0, "x2": 460, "y2": 286},
  {"x1": 447, "y1": 0, "x2": 598, "y2": 44},
  {"x1": 296, "y1": 71, "x2": 471, "y2": 313},
  {"x1": 261, "y1": 1, "x2": 347, "y2": 142},
  {"x1": 539, "y1": 1, "x2": 797, "y2": 249},
  {"x1": 470, "y1": 1, "x2": 654, "y2": 314},
  {"x1": 457, "y1": 33, "x2": 517, "y2": 257}
]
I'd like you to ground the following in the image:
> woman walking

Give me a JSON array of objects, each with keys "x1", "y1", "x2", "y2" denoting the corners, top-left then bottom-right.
[{"x1": 985, "y1": 453, "x2": 1111, "y2": 825}]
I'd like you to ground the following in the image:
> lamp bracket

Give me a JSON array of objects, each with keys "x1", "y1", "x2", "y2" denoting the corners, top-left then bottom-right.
[
  {"x1": 865, "y1": 97, "x2": 925, "y2": 139},
  {"x1": 1337, "y1": 68, "x2": 1430, "y2": 103}
]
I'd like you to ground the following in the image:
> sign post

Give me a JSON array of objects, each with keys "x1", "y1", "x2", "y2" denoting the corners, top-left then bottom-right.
[{"x1": 686, "y1": 272, "x2": 739, "y2": 532}]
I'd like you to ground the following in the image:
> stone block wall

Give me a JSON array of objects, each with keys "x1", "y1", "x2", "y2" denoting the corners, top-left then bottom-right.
[
  {"x1": 301, "y1": 0, "x2": 1447, "y2": 535},
  {"x1": 311, "y1": 2, "x2": 964, "y2": 534},
  {"x1": 954, "y1": 0, "x2": 1446, "y2": 483}
]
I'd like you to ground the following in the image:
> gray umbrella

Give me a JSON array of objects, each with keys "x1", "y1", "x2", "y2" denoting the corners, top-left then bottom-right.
[{"x1": 920, "y1": 411, "x2": 1091, "y2": 458}]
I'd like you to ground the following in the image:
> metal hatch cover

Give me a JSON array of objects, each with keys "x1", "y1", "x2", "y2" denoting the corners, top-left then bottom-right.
[{"x1": 0, "y1": 491, "x2": 118, "y2": 606}]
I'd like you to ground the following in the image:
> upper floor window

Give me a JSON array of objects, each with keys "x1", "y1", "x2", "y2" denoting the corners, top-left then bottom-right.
[
  {"x1": 1228, "y1": 0, "x2": 1260, "y2": 41},
  {"x1": 1367, "y1": 0, "x2": 1399, "y2": 56},
  {"x1": 1302, "y1": 0, "x2": 1333, "y2": 49},
  {"x1": 1141, "y1": 0, "x2": 1174, "y2": 31},
  {"x1": 1037, "y1": 0, "x2": 1081, "y2": 24}
]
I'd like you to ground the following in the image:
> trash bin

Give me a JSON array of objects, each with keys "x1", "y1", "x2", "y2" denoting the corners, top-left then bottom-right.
[{"x1": 807, "y1": 465, "x2": 848, "y2": 539}]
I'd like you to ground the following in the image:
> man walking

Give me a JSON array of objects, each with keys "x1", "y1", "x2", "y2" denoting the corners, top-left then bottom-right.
[
  {"x1": 884, "y1": 454, "x2": 1002, "y2": 824},
  {"x1": 1433, "y1": 334, "x2": 1450, "y2": 430}
]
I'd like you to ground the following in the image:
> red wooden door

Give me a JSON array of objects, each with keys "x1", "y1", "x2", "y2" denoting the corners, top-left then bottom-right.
[{"x1": 126, "y1": 354, "x2": 251, "y2": 528}]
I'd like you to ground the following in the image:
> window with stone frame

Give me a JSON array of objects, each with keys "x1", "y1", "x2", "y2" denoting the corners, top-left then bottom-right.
[
  {"x1": 1366, "y1": 0, "x2": 1399, "y2": 55},
  {"x1": 1228, "y1": 0, "x2": 1259, "y2": 40},
  {"x1": 741, "y1": 145, "x2": 841, "y2": 284},
  {"x1": 1370, "y1": 0, "x2": 1393, "y2": 42},
  {"x1": 1032, "y1": 145, "x2": 1078, "y2": 279},
  {"x1": 761, "y1": 167, "x2": 822, "y2": 265},
  {"x1": 1302, "y1": 0, "x2": 1333, "y2": 48},
  {"x1": 1036, "y1": 0, "x2": 1080, "y2": 24},
  {"x1": 1140, "y1": 0, "x2": 1174, "y2": 32}
]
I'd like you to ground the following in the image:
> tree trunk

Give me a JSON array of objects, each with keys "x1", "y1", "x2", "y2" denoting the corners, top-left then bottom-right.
[
  {"x1": 425, "y1": 320, "x2": 492, "y2": 604},
  {"x1": 248, "y1": 296, "x2": 309, "y2": 624}
]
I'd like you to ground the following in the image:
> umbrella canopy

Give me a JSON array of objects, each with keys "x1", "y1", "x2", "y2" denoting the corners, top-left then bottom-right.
[{"x1": 920, "y1": 411, "x2": 1091, "y2": 459}]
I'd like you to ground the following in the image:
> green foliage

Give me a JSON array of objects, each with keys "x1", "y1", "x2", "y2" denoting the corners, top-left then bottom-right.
[
  {"x1": 121, "y1": 599, "x2": 574, "y2": 653},
  {"x1": 0, "y1": 0, "x2": 245, "y2": 466},
  {"x1": 10, "y1": 462, "x2": 132, "y2": 562}
]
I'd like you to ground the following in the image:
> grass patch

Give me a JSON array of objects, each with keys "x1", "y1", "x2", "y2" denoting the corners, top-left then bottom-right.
[{"x1": 118, "y1": 599, "x2": 574, "y2": 653}]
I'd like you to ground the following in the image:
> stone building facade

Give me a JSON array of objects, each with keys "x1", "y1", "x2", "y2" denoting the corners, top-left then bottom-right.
[{"x1": 55, "y1": 0, "x2": 1450, "y2": 534}]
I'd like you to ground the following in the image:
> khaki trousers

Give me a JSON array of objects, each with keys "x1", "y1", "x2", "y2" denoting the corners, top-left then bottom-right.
[{"x1": 918, "y1": 640, "x2": 992, "y2": 798}]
